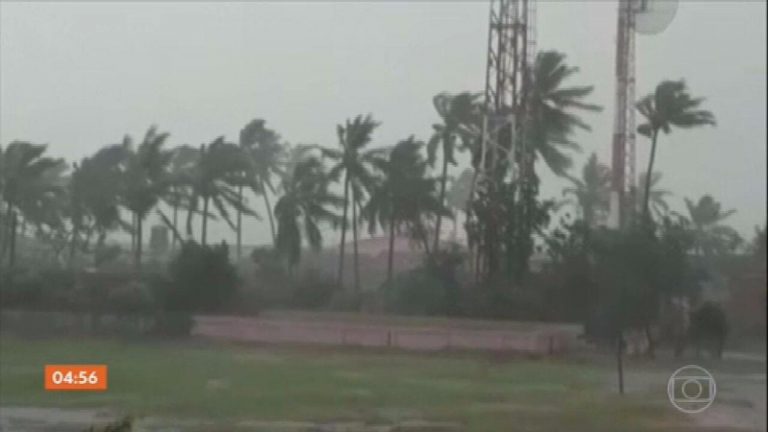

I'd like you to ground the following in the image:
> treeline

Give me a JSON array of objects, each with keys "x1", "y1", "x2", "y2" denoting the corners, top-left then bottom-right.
[{"x1": 1, "y1": 49, "x2": 765, "y2": 341}]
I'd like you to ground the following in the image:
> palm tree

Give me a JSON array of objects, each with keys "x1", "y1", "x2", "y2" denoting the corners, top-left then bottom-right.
[
  {"x1": 365, "y1": 137, "x2": 446, "y2": 283},
  {"x1": 428, "y1": 92, "x2": 481, "y2": 252},
  {"x1": 471, "y1": 51, "x2": 600, "y2": 280},
  {"x1": 188, "y1": 137, "x2": 257, "y2": 246},
  {"x1": 274, "y1": 156, "x2": 342, "y2": 268},
  {"x1": 68, "y1": 144, "x2": 128, "y2": 266},
  {"x1": 163, "y1": 145, "x2": 198, "y2": 250},
  {"x1": 0, "y1": 141, "x2": 66, "y2": 270},
  {"x1": 322, "y1": 115, "x2": 381, "y2": 292},
  {"x1": 636, "y1": 171, "x2": 671, "y2": 221},
  {"x1": 684, "y1": 195, "x2": 741, "y2": 257},
  {"x1": 238, "y1": 119, "x2": 284, "y2": 256},
  {"x1": 562, "y1": 153, "x2": 611, "y2": 227},
  {"x1": 636, "y1": 80, "x2": 716, "y2": 221},
  {"x1": 528, "y1": 51, "x2": 602, "y2": 177},
  {"x1": 119, "y1": 126, "x2": 173, "y2": 272}
]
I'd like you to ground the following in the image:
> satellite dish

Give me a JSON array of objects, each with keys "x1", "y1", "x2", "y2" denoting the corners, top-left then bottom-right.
[{"x1": 633, "y1": 0, "x2": 679, "y2": 35}]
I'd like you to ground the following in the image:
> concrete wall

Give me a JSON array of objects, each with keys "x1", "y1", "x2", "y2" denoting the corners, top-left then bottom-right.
[{"x1": 193, "y1": 315, "x2": 574, "y2": 355}]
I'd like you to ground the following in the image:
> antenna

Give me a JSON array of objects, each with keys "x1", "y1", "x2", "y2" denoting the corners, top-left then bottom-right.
[
  {"x1": 634, "y1": 0, "x2": 678, "y2": 35},
  {"x1": 608, "y1": 0, "x2": 678, "y2": 229}
]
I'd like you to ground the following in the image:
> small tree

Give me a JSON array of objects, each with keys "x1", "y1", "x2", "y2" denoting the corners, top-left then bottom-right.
[{"x1": 162, "y1": 241, "x2": 238, "y2": 312}]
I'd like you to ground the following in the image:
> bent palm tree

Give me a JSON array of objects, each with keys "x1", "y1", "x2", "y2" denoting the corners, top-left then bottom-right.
[
  {"x1": 472, "y1": 51, "x2": 600, "y2": 279},
  {"x1": 0, "y1": 141, "x2": 66, "y2": 269},
  {"x1": 428, "y1": 92, "x2": 481, "y2": 252},
  {"x1": 637, "y1": 80, "x2": 715, "y2": 221},
  {"x1": 164, "y1": 145, "x2": 198, "y2": 247},
  {"x1": 69, "y1": 144, "x2": 128, "y2": 265},
  {"x1": 685, "y1": 195, "x2": 741, "y2": 257},
  {"x1": 562, "y1": 153, "x2": 611, "y2": 227},
  {"x1": 188, "y1": 137, "x2": 257, "y2": 246},
  {"x1": 528, "y1": 51, "x2": 602, "y2": 177},
  {"x1": 274, "y1": 157, "x2": 342, "y2": 269},
  {"x1": 322, "y1": 115, "x2": 381, "y2": 292},
  {"x1": 238, "y1": 119, "x2": 284, "y2": 254},
  {"x1": 365, "y1": 137, "x2": 447, "y2": 282},
  {"x1": 119, "y1": 126, "x2": 173, "y2": 272}
]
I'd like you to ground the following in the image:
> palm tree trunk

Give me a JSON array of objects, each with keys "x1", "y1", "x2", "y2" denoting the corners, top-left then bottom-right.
[
  {"x1": 130, "y1": 212, "x2": 136, "y2": 255},
  {"x1": 0, "y1": 204, "x2": 7, "y2": 260},
  {"x1": 337, "y1": 173, "x2": 350, "y2": 289},
  {"x1": 186, "y1": 204, "x2": 194, "y2": 241},
  {"x1": 172, "y1": 203, "x2": 179, "y2": 250},
  {"x1": 584, "y1": 203, "x2": 594, "y2": 229},
  {"x1": 387, "y1": 213, "x2": 396, "y2": 284},
  {"x1": 8, "y1": 207, "x2": 17, "y2": 270},
  {"x1": 451, "y1": 210, "x2": 458, "y2": 240},
  {"x1": 263, "y1": 190, "x2": 276, "y2": 246},
  {"x1": 135, "y1": 213, "x2": 143, "y2": 273},
  {"x1": 352, "y1": 188, "x2": 360, "y2": 294},
  {"x1": 433, "y1": 148, "x2": 449, "y2": 253},
  {"x1": 616, "y1": 333, "x2": 625, "y2": 395},
  {"x1": 642, "y1": 130, "x2": 659, "y2": 223},
  {"x1": 68, "y1": 225, "x2": 79, "y2": 268},
  {"x1": 644, "y1": 323, "x2": 656, "y2": 359},
  {"x1": 236, "y1": 185, "x2": 243, "y2": 260},
  {"x1": 201, "y1": 196, "x2": 210, "y2": 246},
  {"x1": 418, "y1": 220, "x2": 431, "y2": 257},
  {"x1": 94, "y1": 231, "x2": 106, "y2": 268}
]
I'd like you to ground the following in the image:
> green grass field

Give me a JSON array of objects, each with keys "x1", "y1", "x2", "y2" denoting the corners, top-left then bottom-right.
[{"x1": 0, "y1": 335, "x2": 712, "y2": 431}]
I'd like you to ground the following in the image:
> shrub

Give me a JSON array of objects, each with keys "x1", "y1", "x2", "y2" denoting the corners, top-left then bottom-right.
[
  {"x1": 85, "y1": 416, "x2": 132, "y2": 432},
  {"x1": 477, "y1": 285, "x2": 547, "y2": 321},
  {"x1": 689, "y1": 302, "x2": 728, "y2": 350},
  {"x1": 161, "y1": 242, "x2": 238, "y2": 312},
  {"x1": 378, "y1": 244, "x2": 467, "y2": 316},
  {"x1": 104, "y1": 280, "x2": 155, "y2": 315},
  {"x1": 0, "y1": 268, "x2": 76, "y2": 310},
  {"x1": 244, "y1": 246, "x2": 291, "y2": 309},
  {"x1": 291, "y1": 268, "x2": 336, "y2": 309},
  {"x1": 381, "y1": 268, "x2": 447, "y2": 316},
  {"x1": 152, "y1": 311, "x2": 193, "y2": 337}
]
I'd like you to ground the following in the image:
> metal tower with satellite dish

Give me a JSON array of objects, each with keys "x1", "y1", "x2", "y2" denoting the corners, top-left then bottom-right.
[
  {"x1": 608, "y1": 0, "x2": 679, "y2": 229},
  {"x1": 471, "y1": 0, "x2": 536, "y2": 277}
]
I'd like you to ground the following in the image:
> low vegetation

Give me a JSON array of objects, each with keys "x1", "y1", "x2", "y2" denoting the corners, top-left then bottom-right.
[{"x1": 0, "y1": 336, "x2": 725, "y2": 432}]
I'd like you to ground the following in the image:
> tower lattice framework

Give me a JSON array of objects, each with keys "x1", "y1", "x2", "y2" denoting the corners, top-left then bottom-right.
[
  {"x1": 470, "y1": 0, "x2": 536, "y2": 279},
  {"x1": 610, "y1": 0, "x2": 639, "y2": 228}
]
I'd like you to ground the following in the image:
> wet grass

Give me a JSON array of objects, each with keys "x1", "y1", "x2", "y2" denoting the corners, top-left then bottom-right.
[{"x1": 0, "y1": 335, "x2": 705, "y2": 431}]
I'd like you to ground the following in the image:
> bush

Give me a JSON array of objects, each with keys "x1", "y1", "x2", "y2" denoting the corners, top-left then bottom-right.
[
  {"x1": 244, "y1": 246, "x2": 291, "y2": 309},
  {"x1": 104, "y1": 280, "x2": 155, "y2": 315},
  {"x1": 476, "y1": 284, "x2": 547, "y2": 321},
  {"x1": 152, "y1": 311, "x2": 193, "y2": 337},
  {"x1": 689, "y1": 302, "x2": 728, "y2": 349},
  {"x1": 161, "y1": 242, "x2": 238, "y2": 312},
  {"x1": 0, "y1": 268, "x2": 76, "y2": 310},
  {"x1": 378, "y1": 244, "x2": 468, "y2": 316},
  {"x1": 291, "y1": 268, "x2": 336, "y2": 309},
  {"x1": 381, "y1": 268, "x2": 447, "y2": 316},
  {"x1": 85, "y1": 416, "x2": 132, "y2": 432}
]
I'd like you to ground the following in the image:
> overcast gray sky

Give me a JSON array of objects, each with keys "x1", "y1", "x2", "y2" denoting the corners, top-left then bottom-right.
[{"x1": 1, "y1": 1, "x2": 765, "y2": 248}]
